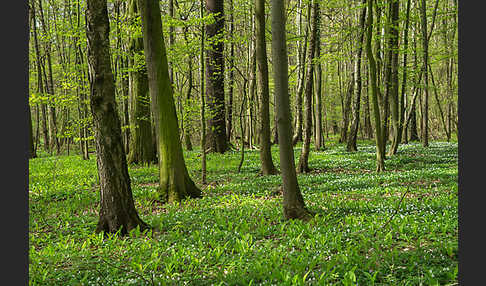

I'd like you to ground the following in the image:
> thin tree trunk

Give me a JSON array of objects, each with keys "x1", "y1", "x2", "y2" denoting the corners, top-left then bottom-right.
[
  {"x1": 256, "y1": 0, "x2": 277, "y2": 175},
  {"x1": 347, "y1": 0, "x2": 367, "y2": 152},
  {"x1": 183, "y1": 26, "x2": 194, "y2": 151},
  {"x1": 386, "y1": 0, "x2": 400, "y2": 156},
  {"x1": 420, "y1": 0, "x2": 429, "y2": 147},
  {"x1": 271, "y1": 0, "x2": 312, "y2": 221},
  {"x1": 200, "y1": 0, "x2": 207, "y2": 184},
  {"x1": 297, "y1": 0, "x2": 318, "y2": 174},
  {"x1": 314, "y1": 2, "x2": 324, "y2": 151},
  {"x1": 226, "y1": 0, "x2": 235, "y2": 142},
  {"x1": 366, "y1": 0, "x2": 385, "y2": 172}
]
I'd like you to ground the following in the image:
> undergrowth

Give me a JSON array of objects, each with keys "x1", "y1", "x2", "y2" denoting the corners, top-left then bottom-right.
[{"x1": 29, "y1": 140, "x2": 458, "y2": 285}]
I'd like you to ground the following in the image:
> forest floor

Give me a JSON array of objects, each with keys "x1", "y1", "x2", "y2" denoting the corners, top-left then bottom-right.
[{"x1": 29, "y1": 138, "x2": 458, "y2": 285}]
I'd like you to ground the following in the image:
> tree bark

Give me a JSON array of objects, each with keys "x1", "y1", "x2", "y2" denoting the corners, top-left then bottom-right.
[
  {"x1": 256, "y1": 0, "x2": 277, "y2": 175},
  {"x1": 127, "y1": 0, "x2": 157, "y2": 166},
  {"x1": 86, "y1": 0, "x2": 148, "y2": 234},
  {"x1": 226, "y1": 0, "x2": 235, "y2": 142},
  {"x1": 314, "y1": 1, "x2": 324, "y2": 151},
  {"x1": 347, "y1": 0, "x2": 367, "y2": 152},
  {"x1": 271, "y1": 0, "x2": 312, "y2": 220},
  {"x1": 419, "y1": 0, "x2": 429, "y2": 147},
  {"x1": 386, "y1": 0, "x2": 400, "y2": 156},
  {"x1": 205, "y1": 0, "x2": 228, "y2": 153},
  {"x1": 138, "y1": 0, "x2": 202, "y2": 202},
  {"x1": 366, "y1": 0, "x2": 385, "y2": 172},
  {"x1": 297, "y1": 0, "x2": 318, "y2": 174}
]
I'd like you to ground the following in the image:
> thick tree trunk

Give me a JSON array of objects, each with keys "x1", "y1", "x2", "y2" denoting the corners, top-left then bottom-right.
[
  {"x1": 347, "y1": 1, "x2": 367, "y2": 152},
  {"x1": 271, "y1": 0, "x2": 312, "y2": 221},
  {"x1": 127, "y1": 0, "x2": 156, "y2": 166},
  {"x1": 205, "y1": 0, "x2": 228, "y2": 153},
  {"x1": 138, "y1": 0, "x2": 201, "y2": 202},
  {"x1": 255, "y1": 0, "x2": 277, "y2": 175},
  {"x1": 297, "y1": 0, "x2": 318, "y2": 174},
  {"x1": 86, "y1": 0, "x2": 148, "y2": 234}
]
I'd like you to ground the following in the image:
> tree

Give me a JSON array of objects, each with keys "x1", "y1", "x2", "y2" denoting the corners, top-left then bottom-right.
[
  {"x1": 85, "y1": 0, "x2": 148, "y2": 234},
  {"x1": 297, "y1": 0, "x2": 319, "y2": 173},
  {"x1": 138, "y1": 0, "x2": 201, "y2": 202},
  {"x1": 419, "y1": 0, "x2": 429, "y2": 147},
  {"x1": 314, "y1": 3, "x2": 324, "y2": 151},
  {"x1": 347, "y1": 0, "x2": 367, "y2": 152},
  {"x1": 385, "y1": 0, "x2": 400, "y2": 156},
  {"x1": 366, "y1": 0, "x2": 385, "y2": 172},
  {"x1": 205, "y1": 0, "x2": 228, "y2": 153},
  {"x1": 127, "y1": 0, "x2": 157, "y2": 165},
  {"x1": 271, "y1": 0, "x2": 312, "y2": 220},
  {"x1": 255, "y1": 0, "x2": 277, "y2": 175}
]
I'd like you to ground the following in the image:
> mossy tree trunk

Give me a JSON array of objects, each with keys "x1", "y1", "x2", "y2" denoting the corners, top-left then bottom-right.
[
  {"x1": 271, "y1": 0, "x2": 312, "y2": 221},
  {"x1": 366, "y1": 0, "x2": 385, "y2": 172},
  {"x1": 127, "y1": 0, "x2": 156, "y2": 166},
  {"x1": 255, "y1": 0, "x2": 277, "y2": 175},
  {"x1": 138, "y1": 0, "x2": 201, "y2": 203},
  {"x1": 86, "y1": 0, "x2": 148, "y2": 235}
]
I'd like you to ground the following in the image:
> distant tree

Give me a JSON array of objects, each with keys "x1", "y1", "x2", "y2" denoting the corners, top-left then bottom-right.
[
  {"x1": 138, "y1": 0, "x2": 201, "y2": 202},
  {"x1": 86, "y1": 0, "x2": 148, "y2": 234},
  {"x1": 271, "y1": 0, "x2": 312, "y2": 220}
]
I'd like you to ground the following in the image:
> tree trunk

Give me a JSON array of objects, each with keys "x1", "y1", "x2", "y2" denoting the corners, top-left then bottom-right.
[
  {"x1": 420, "y1": 0, "x2": 429, "y2": 147},
  {"x1": 138, "y1": 0, "x2": 202, "y2": 202},
  {"x1": 226, "y1": 0, "x2": 235, "y2": 142},
  {"x1": 256, "y1": 0, "x2": 277, "y2": 175},
  {"x1": 127, "y1": 0, "x2": 157, "y2": 166},
  {"x1": 314, "y1": 2, "x2": 324, "y2": 151},
  {"x1": 292, "y1": 0, "x2": 310, "y2": 146},
  {"x1": 38, "y1": 0, "x2": 60, "y2": 155},
  {"x1": 183, "y1": 27, "x2": 194, "y2": 151},
  {"x1": 297, "y1": 0, "x2": 318, "y2": 174},
  {"x1": 347, "y1": 0, "x2": 367, "y2": 152},
  {"x1": 366, "y1": 0, "x2": 385, "y2": 172},
  {"x1": 200, "y1": 0, "x2": 207, "y2": 184},
  {"x1": 86, "y1": 0, "x2": 148, "y2": 234},
  {"x1": 205, "y1": 0, "x2": 228, "y2": 153},
  {"x1": 386, "y1": 0, "x2": 400, "y2": 156},
  {"x1": 271, "y1": 0, "x2": 312, "y2": 221}
]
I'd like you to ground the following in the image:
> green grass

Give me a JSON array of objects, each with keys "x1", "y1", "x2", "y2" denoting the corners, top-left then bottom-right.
[{"x1": 29, "y1": 139, "x2": 458, "y2": 285}]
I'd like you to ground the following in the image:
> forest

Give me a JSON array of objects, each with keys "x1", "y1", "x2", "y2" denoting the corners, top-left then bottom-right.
[{"x1": 28, "y1": 0, "x2": 458, "y2": 284}]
